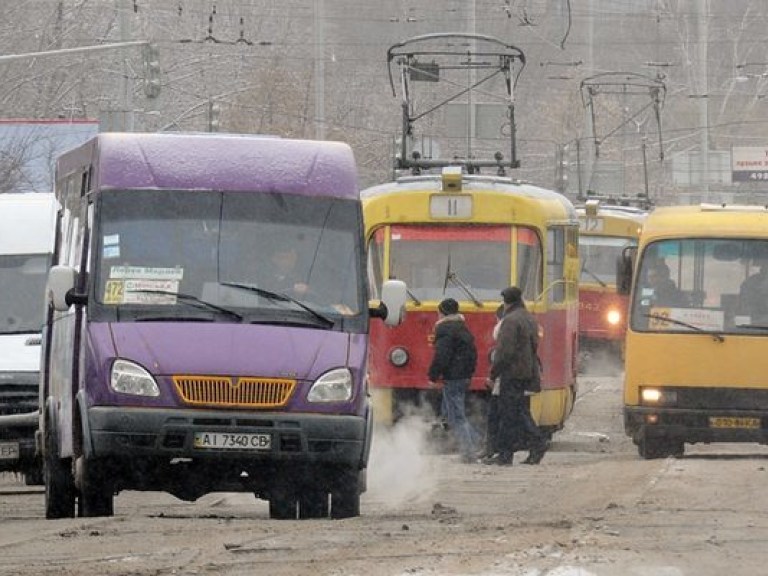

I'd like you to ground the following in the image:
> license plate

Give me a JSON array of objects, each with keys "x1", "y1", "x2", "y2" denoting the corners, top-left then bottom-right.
[
  {"x1": 709, "y1": 416, "x2": 761, "y2": 429},
  {"x1": 193, "y1": 432, "x2": 271, "y2": 451},
  {"x1": 0, "y1": 442, "x2": 20, "y2": 460}
]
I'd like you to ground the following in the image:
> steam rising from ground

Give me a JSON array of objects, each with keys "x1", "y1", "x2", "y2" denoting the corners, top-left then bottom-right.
[{"x1": 365, "y1": 411, "x2": 442, "y2": 510}]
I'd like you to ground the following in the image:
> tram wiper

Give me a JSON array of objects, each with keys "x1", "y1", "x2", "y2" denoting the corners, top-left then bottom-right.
[
  {"x1": 446, "y1": 271, "x2": 483, "y2": 307},
  {"x1": 581, "y1": 260, "x2": 607, "y2": 287},
  {"x1": 643, "y1": 312, "x2": 725, "y2": 342},
  {"x1": 220, "y1": 282, "x2": 334, "y2": 328},
  {"x1": 406, "y1": 287, "x2": 422, "y2": 306},
  {"x1": 129, "y1": 290, "x2": 243, "y2": 322}
]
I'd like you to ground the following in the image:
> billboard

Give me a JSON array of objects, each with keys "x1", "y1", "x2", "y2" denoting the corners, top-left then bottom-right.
[
  {"x1": 732, "y1": 146, "x2": 768, "y2": 182},
  {"x1": 0, "y1": 119, "x2": 99, "y2": 194}
]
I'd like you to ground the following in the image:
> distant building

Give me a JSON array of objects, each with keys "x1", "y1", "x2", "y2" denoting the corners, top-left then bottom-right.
[{"x1": 0, "y1": 119, "x2": 99, "y2": 194}]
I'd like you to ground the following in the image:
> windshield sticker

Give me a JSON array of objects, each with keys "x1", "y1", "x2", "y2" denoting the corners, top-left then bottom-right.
[
  {"x1": 649, "y1": 307, "x2": 724, "y2": 331},
  {"x1": 103, "y1": 234, "x2": 121, "y2": 259},
  {"x1": 103, "y1": 279, "x2": 180, "y2": 305},
  {"x1": 109, "y1": 266, "x2": 184, "y2": 281}
]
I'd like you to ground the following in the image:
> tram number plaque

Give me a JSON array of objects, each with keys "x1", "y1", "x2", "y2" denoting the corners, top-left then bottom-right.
[{"x1": 430, "y1": 195, "x2": 472, "y2": 218}]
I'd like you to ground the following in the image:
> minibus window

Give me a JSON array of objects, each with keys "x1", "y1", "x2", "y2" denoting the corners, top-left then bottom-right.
[{"x1": 631, "y1": 239, "x2": 768, "y2": 334}]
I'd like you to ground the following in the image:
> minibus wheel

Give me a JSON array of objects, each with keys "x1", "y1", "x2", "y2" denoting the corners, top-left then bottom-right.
[
  {"x1": 44, "y1": 425, "x2": 75, "y2": 519},
  {"x1": 638, "y1": 436, "x2": 684, "y2": 459},
  {"x1": 330, "y1": 468, "x2": 361, "y2": 519},
  {"x1": 268, "y1": 488, "x2": 298, "y2": 520},
  {"x1": 298, "y1": 488, "x2": 329, "y2": 519},
  {"x1": 75, "y1": 456, "x2": 114, "y2": 517}
]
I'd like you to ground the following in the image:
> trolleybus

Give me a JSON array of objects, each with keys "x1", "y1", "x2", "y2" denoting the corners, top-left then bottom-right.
[{"x1": 620, "y1": 203, "x2": 768, "y2": 458}]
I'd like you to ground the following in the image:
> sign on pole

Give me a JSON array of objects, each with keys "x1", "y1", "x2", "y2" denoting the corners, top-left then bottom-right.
[{"x1": 732, "y1": 146, "x2": 768, "y2": 182}]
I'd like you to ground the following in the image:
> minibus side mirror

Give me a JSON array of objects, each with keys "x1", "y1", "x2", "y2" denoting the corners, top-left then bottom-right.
[
  {"x1": 370, "y1": 279, "x2": 407, "y2": 326},
  {"x1": 47, "y1": 265, "x2": 86, "y2": 311},
  {"x1": 616, "y1": 246, "x2": 637, "y2": 296}
]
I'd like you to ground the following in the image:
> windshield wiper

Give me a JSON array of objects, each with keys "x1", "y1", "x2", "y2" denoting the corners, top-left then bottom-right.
[
  {"x1": 442, "y1": 254, "x2": 482, "y2": 307},
  {"x1": 735, "y1": 323, "x2": 768, "y2": 331},
  {"x1": 581, "y1": 260, "x2": 607, "y2": 287},
  {"x1": 128, "y1": 290, "x2": 243, "y2": 322},
  {"x1": 446, "y1": 271, "x2": 483, "y2": 307},
  {"x1": 643, "y1": 312, "x2": 724, "y2": 342},
  {"x1": 406, "y1": 287, "x2": 421, "y2": 306},
  {"x1": 219, "y1": 282, "x2": 334, "y2": 328}
]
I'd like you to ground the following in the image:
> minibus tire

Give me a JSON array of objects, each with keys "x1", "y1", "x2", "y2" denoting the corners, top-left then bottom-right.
[
  {"x1": 268, "y1": 488, "x2": 298, "y2": 520},
  {"x1": 638, "y1": 436, "x2": 682, "y2": 460},
  {"x1": 298, "y1": 489, "x2": 329, "y2": 519},
  {"x1": 44, "y1": 426, "x2": 75, "y2": 519},
  {"x1": 76, "y1": 456, "x2": 114, "y2": 517},
  {"x1": 330, "y1": 469, "x2": 361, "y2": 519}
]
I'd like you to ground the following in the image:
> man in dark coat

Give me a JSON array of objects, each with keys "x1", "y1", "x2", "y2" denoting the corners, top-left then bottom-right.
[
  {"x1": 428, "y1": 298, "x2": 480, "y2": 463},
  {"x1": 486, "y1": 286, "x2": 548, "y2": 465}
]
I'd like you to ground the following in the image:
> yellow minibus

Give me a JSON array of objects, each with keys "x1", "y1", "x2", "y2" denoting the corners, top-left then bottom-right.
[{"x1": 620, "y1": 203, "x2": 768, "y2": 458}]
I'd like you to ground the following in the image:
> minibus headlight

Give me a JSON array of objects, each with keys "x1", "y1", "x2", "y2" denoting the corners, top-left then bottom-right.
[
  {"x1": 606, "y1": 309, "x2": 622, "y2": 326},
  {"x1": 389, "y1": 347, "x2": 409, "y2": 367},
  {"x1": 641, "y1": 387, "x2": 677, "y2": 405},
  {"x1": 110, "y1": 359, "x2": 160, "y2": 397},
  {"x1": 308, "y1": 368, "x2": 353, "y2": 402}
]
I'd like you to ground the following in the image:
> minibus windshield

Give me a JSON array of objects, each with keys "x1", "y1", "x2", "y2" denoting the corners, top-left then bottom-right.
[
  {"x1": 93, "y1": 190, "x2": 365, "y2": 328},
  {"x1": 631, "y1": 238, "x2": 768, "y2": 335},
  {"x1": 0, "y1": 254, "x2": 51, "y2": 333}
]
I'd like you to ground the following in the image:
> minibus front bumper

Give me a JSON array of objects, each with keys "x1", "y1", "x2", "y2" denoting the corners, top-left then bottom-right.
[
  {"x1": 86, "y1": 406, "x2": 370, "y2": 467},
  {"x1": 625, "y1": 406, "x2": 768, "y2": 444}
]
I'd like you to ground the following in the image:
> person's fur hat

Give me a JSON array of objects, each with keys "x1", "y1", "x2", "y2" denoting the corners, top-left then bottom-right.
[
  {"x1": 501, "y1": 286, "x2": 523, "y2": 305},
  {"x1": 438, "y1": 297, "x2": 459, "y2": 315}
]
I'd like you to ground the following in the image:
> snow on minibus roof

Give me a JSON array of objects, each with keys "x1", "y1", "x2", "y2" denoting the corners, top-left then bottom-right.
[
  {"x1": 640, "y1": 203, "x2": 768, "y2": 238},
  {"x1": 56, "y1": 132, "x2": 359, "y2": 199}
]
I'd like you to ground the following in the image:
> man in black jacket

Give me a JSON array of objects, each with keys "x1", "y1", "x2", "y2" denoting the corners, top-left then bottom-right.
[
  {"x1": 486, "y1": 286, "x2": 548, "y2": 466},
  {"x1": 428, "y1": 298, "x2": 480, "y2": 463}
]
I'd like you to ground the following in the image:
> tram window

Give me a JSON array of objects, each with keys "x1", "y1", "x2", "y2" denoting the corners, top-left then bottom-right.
[
  {"x1": 387, "y1": 225, "x2": 511, "y2": 302},
  {"x1": 517, "y1": 227, "x2": 542, "y2": 301},
  {"x1": 547, "y1": 228, "x2": 566, "y2": 303},
  {"x1": 366, "y1": 228, "x2": 385, "y2": 299}
]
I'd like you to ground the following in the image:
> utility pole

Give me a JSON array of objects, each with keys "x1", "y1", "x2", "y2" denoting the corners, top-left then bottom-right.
[
  {"x1": 314, "y1": 0, "x2": 325, "y2": 140},
  {"x1": 697, "y1": 0, "x2": 710, "y2": 198},
  {"x1": 118, "y1": 0, "x2": 134, "y2": 131}
]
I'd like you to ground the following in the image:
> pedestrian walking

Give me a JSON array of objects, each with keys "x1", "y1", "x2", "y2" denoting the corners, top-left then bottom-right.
[
  {"x1": 479, "y1": 304, "x2": 505, "y2": 460},
  {"x1": 485, "y1": 286, "x2": 549, "y2": 466},
  {"x1": 428, "y1": 298, "x2": 481, "y2": 463}
]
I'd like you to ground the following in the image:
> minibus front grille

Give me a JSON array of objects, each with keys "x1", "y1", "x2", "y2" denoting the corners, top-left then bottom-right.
[
  {"x1": 173, "y1": 376, "x2": 296, "y2": 408},
  {"x1": 673, "y1": 387, "x2": 768, "y2": 411}
]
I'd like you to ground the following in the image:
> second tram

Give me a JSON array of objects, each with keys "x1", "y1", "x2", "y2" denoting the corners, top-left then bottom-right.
[{"x1": 576, "y1": 200, "x2": 647, "y2": 366}]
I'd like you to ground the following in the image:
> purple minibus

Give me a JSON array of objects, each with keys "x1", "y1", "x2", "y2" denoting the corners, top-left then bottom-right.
[{"x1": 40, "y1": 132, "x2": 406, "y2": 520}]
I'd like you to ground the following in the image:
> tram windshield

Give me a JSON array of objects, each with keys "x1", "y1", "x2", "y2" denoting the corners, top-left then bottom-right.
[
  {"x1": 368, "y1": 224, "x2": 542, "y2": 302},
  {"x1": 580, "y1": 235, "x2": 636, "y2": 287}
]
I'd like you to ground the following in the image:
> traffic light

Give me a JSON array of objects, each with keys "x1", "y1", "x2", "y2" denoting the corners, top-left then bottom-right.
[{"x1": 143, "y1": 43, "x2": 161, "y2": 98}]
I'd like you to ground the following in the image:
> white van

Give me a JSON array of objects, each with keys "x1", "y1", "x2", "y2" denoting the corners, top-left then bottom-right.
[{"x1": 0, "y1": 193, "x2": 57, "y2": 483}]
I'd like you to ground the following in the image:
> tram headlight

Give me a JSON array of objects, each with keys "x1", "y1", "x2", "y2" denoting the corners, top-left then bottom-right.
[
  {"x1": 389, "y1": 347, "x2": 409, "y2": 367},
  {"x1": 640, "y1": 387, "x2": 677, "y2": 406},
  {"x1": 606, "y1": 309, "x2": 622, "y2": 326}
]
